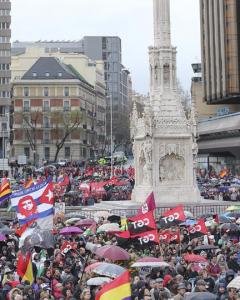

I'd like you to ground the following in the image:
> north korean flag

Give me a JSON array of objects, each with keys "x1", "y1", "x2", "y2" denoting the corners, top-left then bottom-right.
[
  {"x1": 188, "y1": 218, "x2": 208, "y2": 239},
  {"x1": 128, "y1": 210, "x2": 156, "y2": 235},
  {"x1": 158, "y1": 205, "x2": 186, "y2": 229}
]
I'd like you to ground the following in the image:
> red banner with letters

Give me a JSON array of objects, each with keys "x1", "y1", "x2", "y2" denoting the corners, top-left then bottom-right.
[
  {"x1": 188, "y1": 218, "x2": 208, "y2": 239},
  {"x1": 128, "y1": 210, "x2": 156, "y2": 235},
  {"x1": 158, "y1": 205, "x2": 186, "y2": 229}
]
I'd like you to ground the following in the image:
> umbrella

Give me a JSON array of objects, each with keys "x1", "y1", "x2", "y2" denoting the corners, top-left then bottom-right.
[
  {"x1": 95, "y1": 245, "x2": 130, "y2": 261},
  {"x1": 85, "y1": 262, "x2": 102, "y2": 273},
  {"x1": 97, "y1": 223, "x2": 120, "y2": 233},
  {"x1": 107, "y1": 215, "x2": 121, "y2": 223},
  {"x1": 226, "y1": 206, "x2": 240, "y2": 212},
  {"x1": 131, "y1": 257, "x2": 168, "y2": 268},
  {"x1": 0, "y1": 233, "x2": 6, "y2": 241},
  {"x1": 219, "y1": 215, "x2": 233, "y2": 224},
  {"x1": 23, "y1": 229, "x2": 55, "y2": 250},
  {"x1": 65, "y1": 218, "x2": 81, "y2": 225},
  {"x1": 92, "y1": 262, "x2": 126, "y2": 278},
  {"x1": 184, "y1": 254, "x2": 208, "y2": 263},
  {"x1": 75, "y1": 219, "x2": 96, "y2": 227},
  {"x1": 220, "y1": 223, "x2": 239, "y2": 232},
  {"x1": 87, "y1": 277, "x2": 112, "y2": 286},
  {"x1": 185, "y1": 292, "x2": 217, "y2": 300},
  {"x1": 227, "y1": 276, "x2": 240, "y2": 289},
  {"x1": 184, "y1": 211, "x2": 194, "y2": 219},
  {"x1": 194, "y1": 245, "x2": 218, "y2": 252},
  {"x1": 59, "y1": 226, "x2": 83, "y2": 235}
]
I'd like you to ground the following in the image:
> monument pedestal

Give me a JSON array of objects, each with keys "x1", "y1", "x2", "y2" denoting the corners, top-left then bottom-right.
[{"x1": 131, "y1": 0, "x2": 200, "y2": 204}]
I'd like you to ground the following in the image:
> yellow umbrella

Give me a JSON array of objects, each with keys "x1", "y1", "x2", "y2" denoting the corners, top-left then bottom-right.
[{"x1": 226, "y1": 206, "x2": 240, "y2": 212}]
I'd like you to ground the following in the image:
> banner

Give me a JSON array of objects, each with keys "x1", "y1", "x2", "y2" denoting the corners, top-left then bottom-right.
[
  {"x1": 138, "y1": 192, "x2": 156, "y2": 214},
  {"x1": 188, "y1": 218, "x2": 208, "y2": 239},
  {"x1": 128, "y1": 210, "x2": 156, "y2": 235},
  {"x1": 131, "y1": 230, "x2": 160, "y2": 247},
  {"x1": 158, "y1": 205, "x2": 186, "y2": 229},
  {"x1": 11, "y1": 179, "x2": 54, "y2": 231}
]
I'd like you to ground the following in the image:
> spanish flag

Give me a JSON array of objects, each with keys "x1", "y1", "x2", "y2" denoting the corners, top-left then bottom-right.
[
  {"x1": 24, "y1": 178, "x2": 34, "y2": 189},
  {"x1": 0, "y1": 177, "x2": 11, "y2": 203},
  {"x1": 95, "y1": 271, "x2": 131, "y2": 300},
  {"x1": 17, "y1": 251, "x2": 34, "y2": 284}
]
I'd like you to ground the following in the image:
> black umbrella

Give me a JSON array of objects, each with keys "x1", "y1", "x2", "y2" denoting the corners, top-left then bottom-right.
[
  {"x1": 220, "y1": 223, "x2": 239, "y2": 232},
  {"x1": 23, "y1": 229, "x2": 55, "y2": 250},
  {"x1": 219, "y1": 215, "x2": 233, "y2": 224},
  {"x1": 194, "y1": 245, "x2": 218, "y2": 252},
  {"x1": 107, "y1": 215, "x2": 121, "y2": 224},
  {"x1": 185, "y1": 292, "x2": 217, "y2": 300}
]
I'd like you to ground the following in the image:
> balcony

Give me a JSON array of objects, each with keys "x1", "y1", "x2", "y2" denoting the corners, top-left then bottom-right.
[
  {"x1": 43, "y1": 107, "x2": 50, "y2": 112},
  {"x1": 23, "y1": 107, "x2": 30, "y2": 112},
  {"x1": 42, "y1": 123, "x2": 52, "y2": 129}
]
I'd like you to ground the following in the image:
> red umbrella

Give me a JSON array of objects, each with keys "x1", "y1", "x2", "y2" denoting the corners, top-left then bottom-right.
[
  {"x1": 95, "y1": 245, "x2": 130, "y2": 261},
  {"x1": 137, "y1": 257, "x2": 163, "y2": 263},
  {"x1": 85, "y1": 262, "x2": 102, "y2": 273},
  {"x1": 184, "y1": 254, "x2": 208, "y2": 263},
  {"x1": 75, "y1": 219, "x2": 96, "y2": 227}
]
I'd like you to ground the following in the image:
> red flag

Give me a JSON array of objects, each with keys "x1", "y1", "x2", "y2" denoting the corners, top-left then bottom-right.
[
  {"x1": 61, "y1": 241, "x2": 72, "y2": 255},
  {"x1": 115, "y1": 230, "x2": 131, "y2": 247},
  {"x1": 158, "y1": 205, "x2": 186, "y2": 229},
  {"x1": 188, "y1": 219, "x2": 208, "y2": 239},
  {"x1": 138, "y1": 192, "x2": 156, "y2": 214},
  {"x1": 128, "y1": 210, "x2": 156, "y2": 235},
  {"x1": 159, "y1": 229, "x2": 180, "y2": 244},
  {"x1": 131, "y1": 229, "x2": 160, "y2": 246},
  {"x1": 39, "y1": 182, "x2": 54, "y2": 205}
]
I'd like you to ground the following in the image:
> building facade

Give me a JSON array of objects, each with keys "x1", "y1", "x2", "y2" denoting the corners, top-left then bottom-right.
[
  {"x1": 0, "y1": 0, "x2": 11, "y2": 159},
  {"x1": 200, "y1": 0, "x2": 240, "y2": 104},
  {"x1": 12, "y1": 36, "x2": 132, "y2": 148},
  {"x1": 12, "y1": 56, "x2": 106, "y2": 164}
]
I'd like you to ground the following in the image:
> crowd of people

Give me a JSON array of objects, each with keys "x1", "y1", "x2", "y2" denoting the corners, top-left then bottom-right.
[{"x1": 1, "y1": 202, "x2": 240, "y2": 300}]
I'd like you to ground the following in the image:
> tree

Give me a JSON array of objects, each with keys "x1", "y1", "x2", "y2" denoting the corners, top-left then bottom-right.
[
  {"x1": 51, "y1": 111, "x2": 82, "y2": 162},
  {"x1": 22, "y1": 111, "x2": 42, "y2": 166}
]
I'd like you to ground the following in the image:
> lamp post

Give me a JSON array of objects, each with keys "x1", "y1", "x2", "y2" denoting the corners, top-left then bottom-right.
[{"x1": 107, "y1": 94, "x2": 113, "y2": 177}]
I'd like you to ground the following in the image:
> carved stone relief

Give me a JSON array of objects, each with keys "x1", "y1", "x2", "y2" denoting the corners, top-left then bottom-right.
[{"x1": 159, "y1": 153, "x2": 185, "y2": 182}]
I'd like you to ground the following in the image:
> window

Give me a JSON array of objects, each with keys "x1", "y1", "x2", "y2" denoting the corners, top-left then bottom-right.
[
  {"x1": 23, "y1": 87, "x2": 29, "y2": 97},
  {"x1": 65, "y1": 146, "x2": 70, "y2": 159},
  {"x1": 58, "y1": 72, "x2": 62, "y2": 77},
  {"x1": 43, "y1": 116, "x2": 50, "y2": 128},
  {"x1": 23, "y1": 100, "x2": 30, "y2": 112},
  {"x1": 45, "y1": 72, "x2": 50, "y2": 77},
  {"x1": 1, "y1": 122, "x2": 7, "y2": 131},
  {"x1": 24, "y1": 147, "x2": 30, "y2": 158},
  {"x1": 32, "y1": 72, "x2": 37, "y2": 77},
  {"x1": 44, "y1": 147, "x2": 50, "y2": 160},
  {"x1": 43, "y1": 87, "x2": 49, "y2": 97},
  {"x1": 43, "y1": 131, "x2": 50, "y2": 143},
  {"x1": 43, "y1": 100, "x2": 50, "y2": 112},
  {"x1": 64, "y1": 87, "x2": 69, "y2": 97},
  {"x1": 63, "y1": 100, "x2": 70, "y2": 111}
]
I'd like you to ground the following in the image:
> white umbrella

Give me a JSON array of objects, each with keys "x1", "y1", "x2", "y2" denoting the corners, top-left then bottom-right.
[
  {"x1": 97, "y1": 223, "x2": 120, "y2": 233},
  {"x1": 87, "y1": 277, "x2": 112, "y2": 286},
  {"x1": 131, "y1": 261, "x2": 170, "y2": 268},
  {"x1": 227, "y1": 276, "x2": 240, "y2": 290},
  {"x1": 65, "y1": 218, "x2": 81, "y2": 225}
]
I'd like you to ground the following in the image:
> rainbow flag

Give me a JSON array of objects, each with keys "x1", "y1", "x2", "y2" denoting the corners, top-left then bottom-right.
[
  {"x1": 95, "y1": 271, "x2": 131, "y2": 300},
  {"x1": 0, "y1": 178, "x2": 11, "y2": 203}
]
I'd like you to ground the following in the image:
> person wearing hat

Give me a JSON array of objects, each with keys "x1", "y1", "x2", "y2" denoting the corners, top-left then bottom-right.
[
  {"x1": 150, "y1": 278, "x2": 171, "y2": 300},
  {"x1": 194, "y1": 279, "x2": 207, "y2": 292},
  {"x1": 174, "y1": 283, "x2": 186, "y2": 300},
  {"x1": 216, "y1": 283, "x2": 227, "y2": 300}
]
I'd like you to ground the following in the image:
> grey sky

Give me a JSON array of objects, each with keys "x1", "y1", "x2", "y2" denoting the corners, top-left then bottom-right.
[{"x1": 11, "y1": 0, "x2": 200, "y2": 94}]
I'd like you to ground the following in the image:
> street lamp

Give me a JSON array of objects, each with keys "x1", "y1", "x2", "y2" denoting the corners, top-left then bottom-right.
[{"x1": 106, "y1": 94, "x2": 113, "y2": 177}]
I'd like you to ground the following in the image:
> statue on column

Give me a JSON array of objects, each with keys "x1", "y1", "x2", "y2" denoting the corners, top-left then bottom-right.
[{"x1": 142, "y1": 139, "x2": 153, "y2": 186}]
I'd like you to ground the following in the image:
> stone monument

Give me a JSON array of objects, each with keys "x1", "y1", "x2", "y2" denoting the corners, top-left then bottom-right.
[{"x1": 132, "y1": 0, "x2": 200, "y2": 203}]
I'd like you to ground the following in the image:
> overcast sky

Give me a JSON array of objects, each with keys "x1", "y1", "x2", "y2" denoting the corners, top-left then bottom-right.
[{"x1": 11, "y1": 0, "x2": 201, "y2": 95}]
